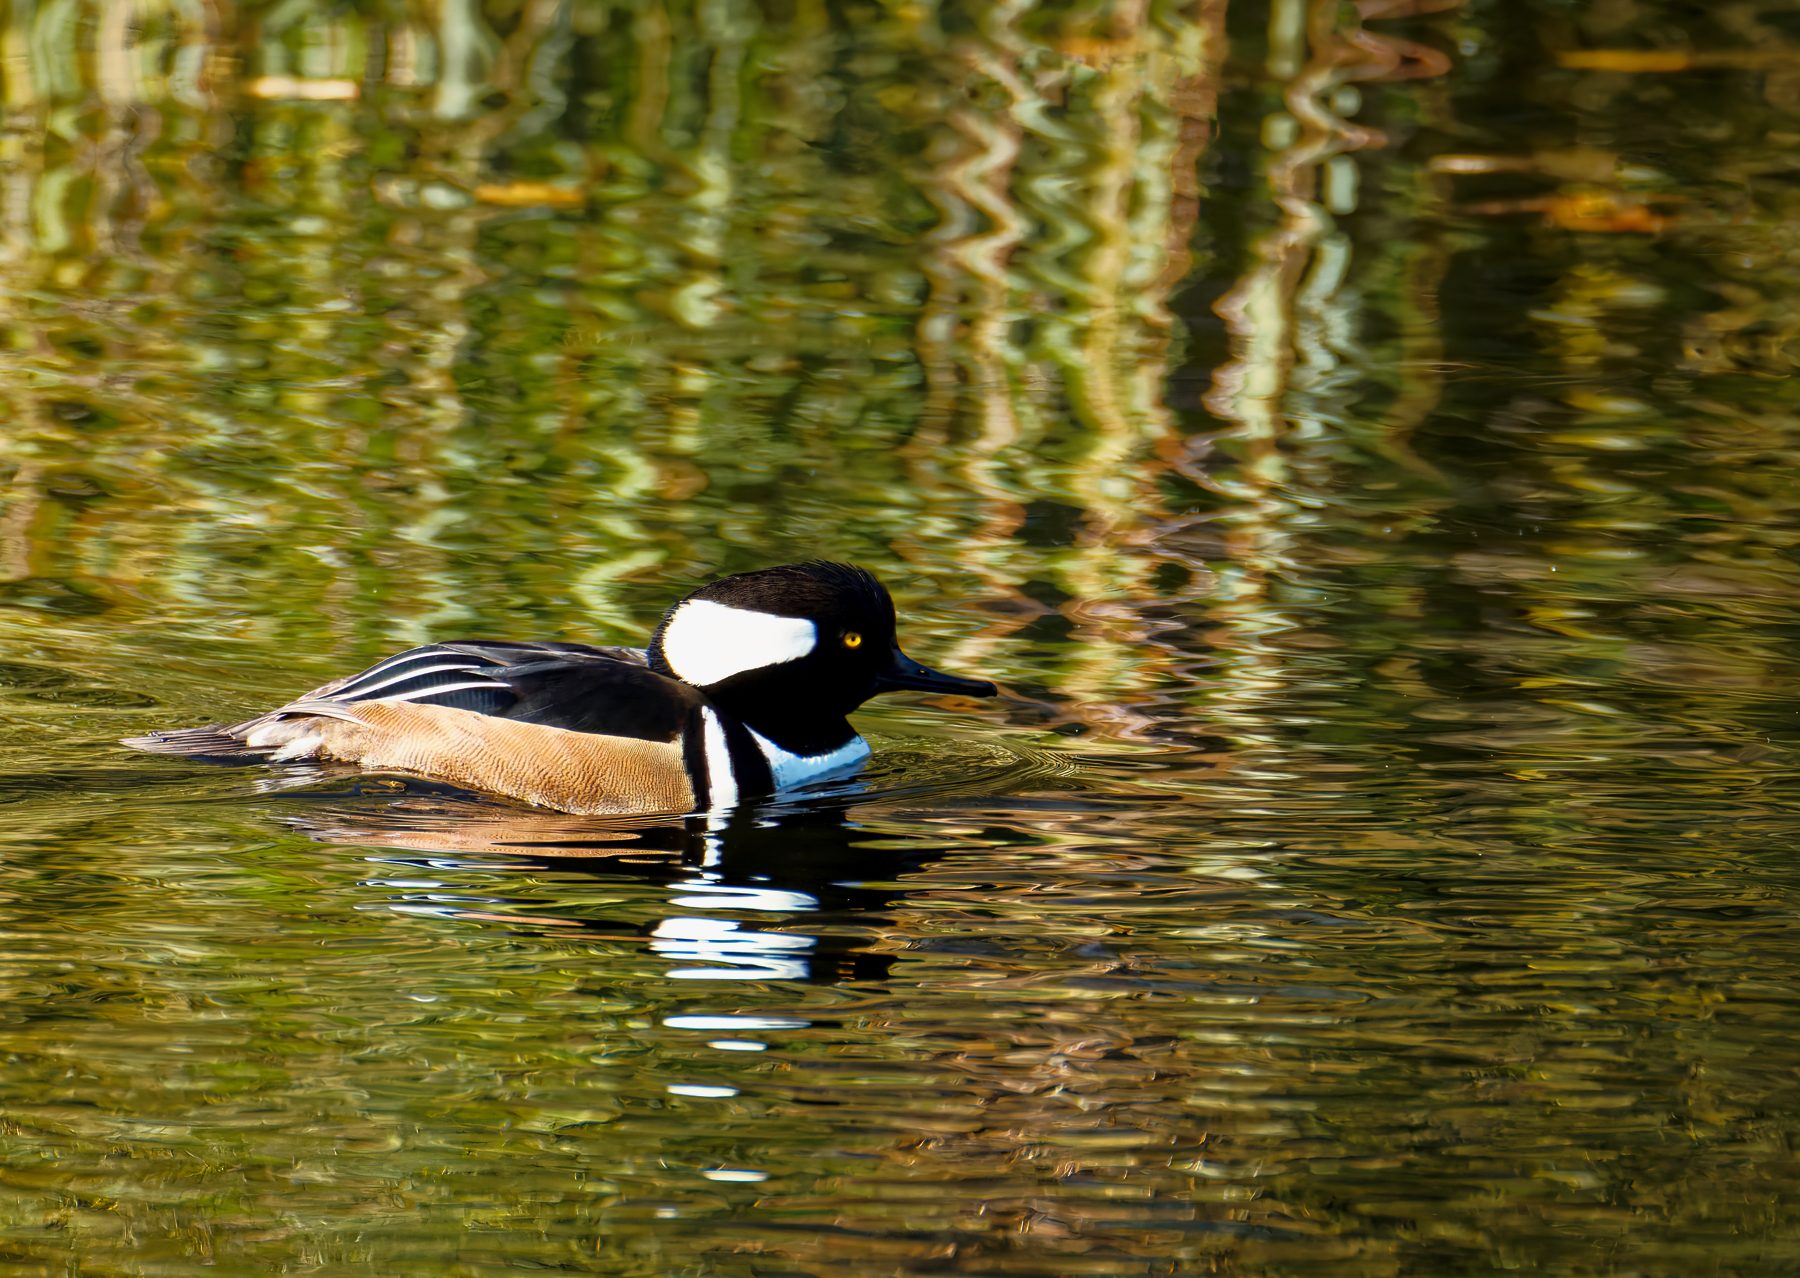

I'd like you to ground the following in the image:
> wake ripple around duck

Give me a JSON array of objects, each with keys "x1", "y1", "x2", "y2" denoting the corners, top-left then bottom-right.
[
  {"x1": 758, "y1": 735, "x2": 1082, "y2": 815},
  {"x1": 270, "y1": 736, "x2": 1081, "y2": 859}
]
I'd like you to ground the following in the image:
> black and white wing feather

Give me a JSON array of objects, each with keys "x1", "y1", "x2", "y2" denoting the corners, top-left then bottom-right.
[
  {"x1": 299, "y1": 641, "x2": 649, "y2": 718},
  {"x1": 123, "y1": 641, "x2": 670, "y2": 761}
]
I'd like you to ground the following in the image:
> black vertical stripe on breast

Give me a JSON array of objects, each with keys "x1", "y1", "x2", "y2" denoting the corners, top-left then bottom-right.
[
  {"x1": 718, "y1": 716, "x2": 774, "y2": 800},
  {"x1": 681, "y1": 707, "x2": 714, "y2": 809}
]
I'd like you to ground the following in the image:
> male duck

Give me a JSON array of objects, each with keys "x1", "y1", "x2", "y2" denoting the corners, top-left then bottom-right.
[{"x1": 124, "y1": 562, "x2": 996, "y2": 815}]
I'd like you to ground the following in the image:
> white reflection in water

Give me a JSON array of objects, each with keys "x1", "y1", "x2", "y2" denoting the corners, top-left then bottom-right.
[
  {"x1": 666, "y1": 876, "x2": 819, "y2": 912},
  {"x1": 663, "y1": 1015, "x2": 809, "y2": 1031},
  {"x1": 649, "y1": 916, "x2": 815, "y2": 980}
]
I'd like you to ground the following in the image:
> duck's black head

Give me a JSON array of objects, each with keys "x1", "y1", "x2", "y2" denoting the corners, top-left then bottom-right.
[{"x1": 647, "y1": 561, "x2": 995, "y2": 753}]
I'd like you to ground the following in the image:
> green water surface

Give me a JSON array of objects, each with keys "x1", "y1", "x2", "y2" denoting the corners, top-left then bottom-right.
[{"x1": 4, "y1": 0, "x2": 1800, "y2": 1273}]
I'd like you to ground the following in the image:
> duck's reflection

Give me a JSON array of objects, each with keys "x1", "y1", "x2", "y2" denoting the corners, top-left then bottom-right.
[{"x1": 281, "y1": 778, "x2": 933, "y2": 983}]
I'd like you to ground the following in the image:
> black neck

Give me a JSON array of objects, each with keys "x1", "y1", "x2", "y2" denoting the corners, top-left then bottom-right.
[{"x1": 709, "y1": 688, "x2": 861, "y2": 757}]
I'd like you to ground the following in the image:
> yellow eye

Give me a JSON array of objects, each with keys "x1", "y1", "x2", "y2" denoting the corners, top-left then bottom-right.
[{"x1": 843, "y1": 631, "x2": 863, "y2": 649}]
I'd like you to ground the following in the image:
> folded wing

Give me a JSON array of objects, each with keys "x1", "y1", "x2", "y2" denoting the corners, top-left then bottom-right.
[{"x1": 124, "y1": 641, "x2": 691, "y2": 760}]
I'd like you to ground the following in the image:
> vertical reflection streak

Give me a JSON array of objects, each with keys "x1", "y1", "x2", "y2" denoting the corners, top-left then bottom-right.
[
  {"x1": 914, "y1": 1, "x2": 1030, "y2": 444},
  {"x1": 1202, "y1": 0, "x2": 1386, "y2": 768},
  {"x1": 435, "y1": 0, "x2": 500, "y2": 121}
]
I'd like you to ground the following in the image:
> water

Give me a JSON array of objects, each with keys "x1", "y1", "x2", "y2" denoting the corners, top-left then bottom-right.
[{"x1": 4, "y1": 0, "x2": 1800, "y2": 1272}]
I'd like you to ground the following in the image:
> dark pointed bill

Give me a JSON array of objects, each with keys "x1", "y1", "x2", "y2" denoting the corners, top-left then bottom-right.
[{"x1": 873, "y1": 647, "x2": 997, "y2": 698}]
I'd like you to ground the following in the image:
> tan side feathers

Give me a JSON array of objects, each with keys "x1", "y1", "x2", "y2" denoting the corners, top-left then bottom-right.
[{"x1": 248, "y1": 701, "x2": 695, "y2": 816}]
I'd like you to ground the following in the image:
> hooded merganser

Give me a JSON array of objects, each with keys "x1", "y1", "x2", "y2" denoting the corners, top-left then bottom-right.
[{"x1": 123, "y1": 561, "x2": 997, "y2": 815}]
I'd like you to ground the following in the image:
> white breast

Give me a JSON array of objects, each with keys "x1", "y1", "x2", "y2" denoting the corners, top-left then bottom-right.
[
  {"x1": 748, "y1": 728, "x2": 871, "y2": 790},
  {"x1": 699, "y1": 707, "x2": 739, "y2": 808}
]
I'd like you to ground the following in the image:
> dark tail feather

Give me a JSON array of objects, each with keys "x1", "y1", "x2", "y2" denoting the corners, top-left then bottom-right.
[{"x1": 122, "y1": 725, "x2": 268, "y2": 764}]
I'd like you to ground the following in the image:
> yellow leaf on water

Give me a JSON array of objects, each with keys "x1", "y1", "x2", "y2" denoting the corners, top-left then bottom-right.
[
  {"x1": 1558, "y1": 50, "x2": 1693, "y2": 72},
  {"x1": 473, "y1": 182, "x2": 586, "y2": 208},
  {"x1": 244, "y1": 75, "x2": 360, "y2": 101}
]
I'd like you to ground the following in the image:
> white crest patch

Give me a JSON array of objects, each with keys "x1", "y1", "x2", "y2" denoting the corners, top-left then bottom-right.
[
  {"x1": 661, "y1": 600, "x2": 818, "y2": 687},
  {"x1": 749, "y1": 728, "x2": 871, "y2": 790}
]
